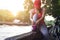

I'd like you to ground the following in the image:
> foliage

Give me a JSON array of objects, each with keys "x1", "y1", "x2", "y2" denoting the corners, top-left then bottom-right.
[
  {"x1": 22, "y1": 0, "x2": 33, "y2": 23},
  {"x1": 44, "y1": 15, "x2": 55, "y2": 26},
  {"x1": 16, "y1": 11, "x2": 30, "y2": 23},
  {"x1": 45, "y1": 20, "x2": 55, "y2": 27},
  {"x1": 52, "y1": 0, "x2": 60, "y2": 17},
  {"x1": 23, "y1": 0, "x2": 33, "y2": 11},
  {"x1": 45, "y1": 0, "x2": 52, "y2": 14},
  {"x1": 16, "y1": 11, "x2": 25, "y2": 22},
  {"x1": 0, "y1": 10, "x2": 14, "y2": 22},
  {"x1": 47, "y1": 0, "x2": 60, "y2": 17}
]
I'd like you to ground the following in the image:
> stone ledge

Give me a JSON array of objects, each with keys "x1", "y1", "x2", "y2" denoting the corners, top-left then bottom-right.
[{"x1": 5, "y1": 31, "x2": 43, "y2": 40}]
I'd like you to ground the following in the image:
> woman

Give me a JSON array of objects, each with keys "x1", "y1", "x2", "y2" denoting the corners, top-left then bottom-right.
[
  {"x1": 29, "y1": 0, "x2": 50, "y2": 40},
  {"x1": 29, "y1": 0, "x2": 41, "y2": 31}
]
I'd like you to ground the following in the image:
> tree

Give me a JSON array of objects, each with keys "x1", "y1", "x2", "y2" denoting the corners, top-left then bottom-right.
[
  {"x1": 44, "y1": 0, "x2": 52, "y2": 15},
  {"x1": 16, "y1": 11, "x2": 25, "y2": 22},
  {"x1": 23, "y1": 0, "x2": 33, "y2": 23},
  {"x1": 0, "y1": 10, "x2": 14, "y2": 22},
  {"x1": 51, "y1": 0, "x2": 60, "y2": 17},
  {"x1": 45, "y1": 0, "x2": 60, "y2": 18},
  {"x1": 23, "y1": 0, "x2": 33, "y2": 11},
  {"x1": 16, "y1": 11, "x2": 31, "y2": 23}
]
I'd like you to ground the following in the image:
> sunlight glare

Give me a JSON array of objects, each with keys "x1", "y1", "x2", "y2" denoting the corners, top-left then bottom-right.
[
  {"x1": 0, "y1": 0, "x2": 24, "y2": 16},
  {"x1": 32, "y1": 0, "x2": 35, "y2": 3}
]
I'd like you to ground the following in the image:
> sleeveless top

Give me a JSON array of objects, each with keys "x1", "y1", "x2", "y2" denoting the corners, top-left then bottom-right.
[{"x1": 33, "y1": 9, "x2": 45, "y2": 24}]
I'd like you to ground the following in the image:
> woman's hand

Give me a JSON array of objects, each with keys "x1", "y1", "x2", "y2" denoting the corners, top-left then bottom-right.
[
  {"x1": 36, "y1": 20, "x2": 40, "y2": 25},
  {"x1": 31, "y1": 20, "x2": 35, "y2": 25}
]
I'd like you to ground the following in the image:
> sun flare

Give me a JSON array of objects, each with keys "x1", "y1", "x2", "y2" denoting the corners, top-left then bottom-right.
[{"x1": 0, "y1": 0, "x2": 24, "y2": 16}]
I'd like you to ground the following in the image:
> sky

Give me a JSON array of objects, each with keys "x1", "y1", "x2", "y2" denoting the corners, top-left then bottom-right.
[
  {"x1": 0, "y1": 0, "x2": 24, "y2": 16},
  {"x1": 0, "y1": 0, "x2": 35, "y2": 16}
]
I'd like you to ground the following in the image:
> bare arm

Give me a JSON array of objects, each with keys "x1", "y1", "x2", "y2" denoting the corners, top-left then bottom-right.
[
  {"x1": 29, "y1": 9, "x2": 34, "y2": 22},
  {"x1": 30, "y1": 11, "x2": 33, "y2": 22},
  {"x1": 29, "y1": 9, "x2": 35, "y2": 25}
]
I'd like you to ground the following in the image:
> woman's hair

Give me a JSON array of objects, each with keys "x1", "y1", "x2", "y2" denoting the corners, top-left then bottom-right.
[{"x1": 34, "y1": 0, "x2": 41, "y2": 10}]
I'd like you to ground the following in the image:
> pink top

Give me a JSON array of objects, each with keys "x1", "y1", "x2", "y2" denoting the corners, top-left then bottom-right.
[
  {"x1": 33, "y1": 9, "x2": 45, "y2": 24},
  {"x1": 29, "y1": 9, "x2": 45, "y2": 25},
  {"x1": 38, "y1": 11, "x2": 45, "y2": 24}
]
